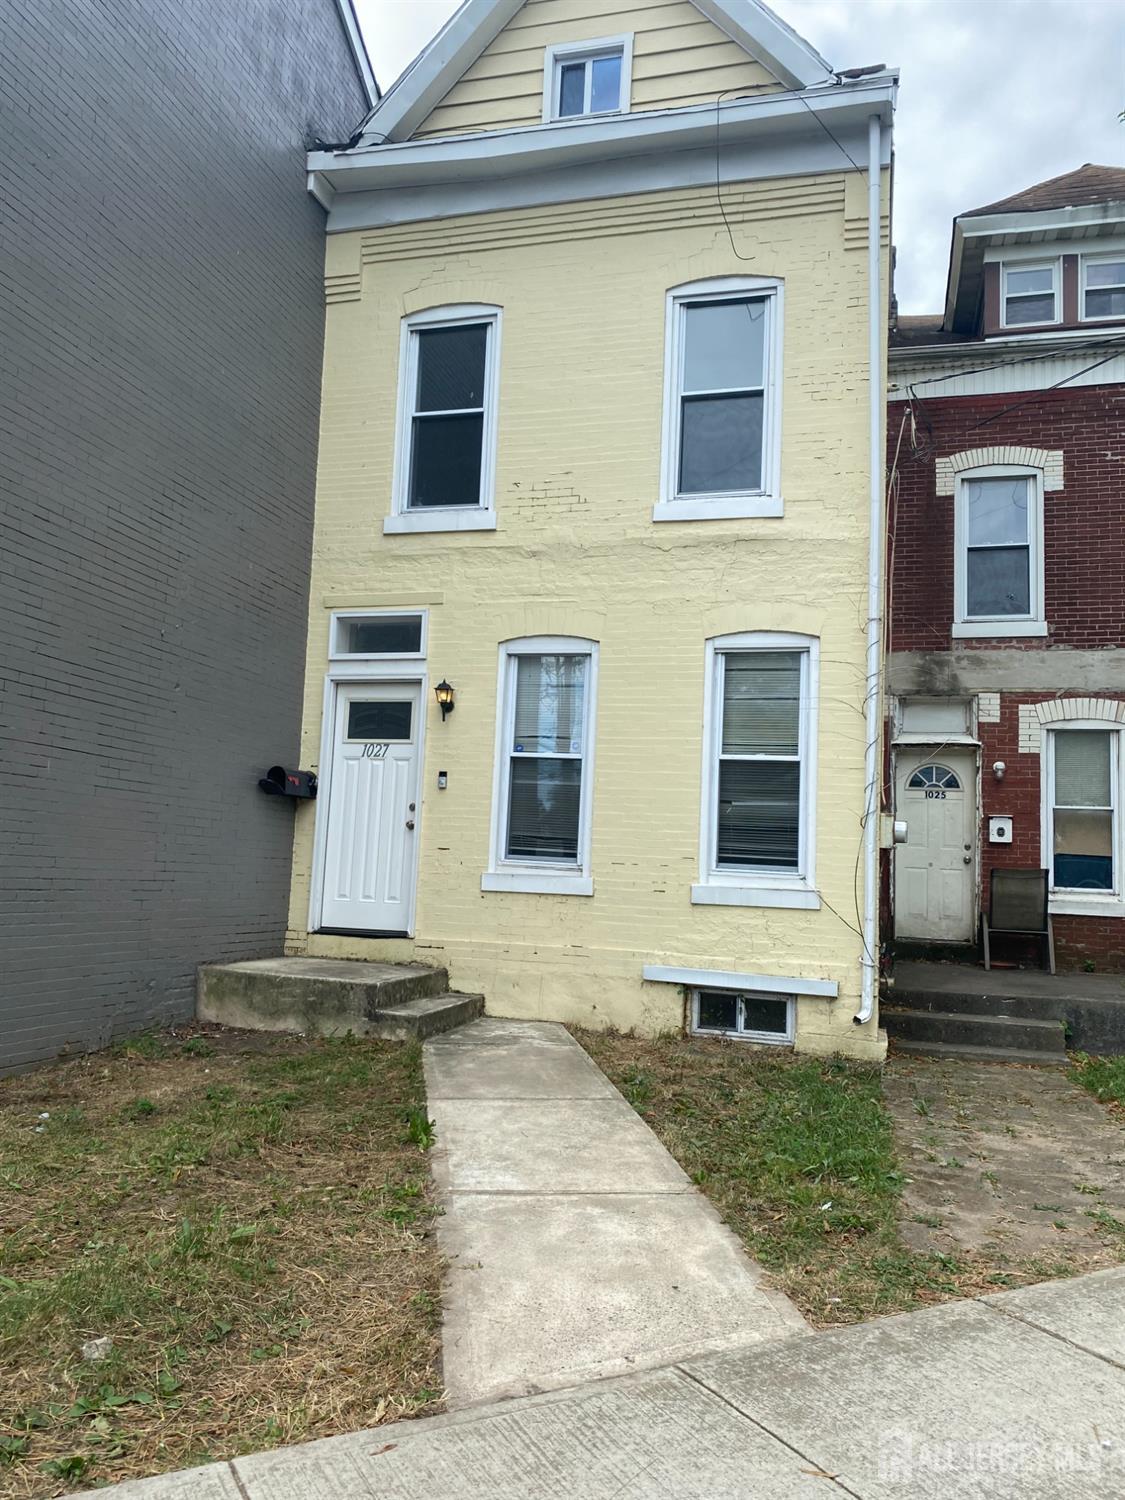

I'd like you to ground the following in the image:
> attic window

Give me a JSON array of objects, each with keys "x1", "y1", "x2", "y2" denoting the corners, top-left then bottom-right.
[
  {"x1": 1082, "y1": 256, "x2": 1125, "y2": 321},
  {"x1": 1001, "y1": 262, "x2": 1058, "y2": 327},
  {"x1": 544, "y1": 36, "x2": 631, "y2": 122}
]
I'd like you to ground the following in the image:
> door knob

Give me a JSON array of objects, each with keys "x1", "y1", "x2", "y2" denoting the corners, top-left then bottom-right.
[
  {"x1": 405, "y1": 819, "x2": 415, "y2": 830},
  {"x1": 962, "y1": 854, "x2": 972, "y2": 864}
]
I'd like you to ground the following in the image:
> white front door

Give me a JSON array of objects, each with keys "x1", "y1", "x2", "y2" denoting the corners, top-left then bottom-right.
[
  {"x1": 318, "y1": 682, "x2": 422, "y2": 935},
  {"x1": 894, "y1": 748, "x2": 977, "y2": 942}
]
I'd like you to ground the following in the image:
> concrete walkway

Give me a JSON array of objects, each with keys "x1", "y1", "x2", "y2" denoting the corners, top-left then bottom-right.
[
  {"x1": 71, "y1": 1268, "x2": 1125, "y2": 1497},
  {"x1": 423, "y1": 1018, "x2": 807, "y2": 1404}
]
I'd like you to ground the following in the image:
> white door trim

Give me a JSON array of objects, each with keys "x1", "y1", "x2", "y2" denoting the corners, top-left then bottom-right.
[{"x1": 308, "y1": 665, "x2": 429, "y2": 937}]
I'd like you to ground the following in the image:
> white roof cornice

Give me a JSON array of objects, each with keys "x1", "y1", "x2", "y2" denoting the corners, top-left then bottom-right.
[{"x1": 362, "y1": 0, "x2": 836, "y2": 145}]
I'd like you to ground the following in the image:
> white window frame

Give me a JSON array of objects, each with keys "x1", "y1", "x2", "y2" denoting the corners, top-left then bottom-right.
[
  {"x1": 542, "y1": 34, "x2": 632, "y2": 123},
  {"x1": 1000, "y1": 259, "x2": 1060, "y2": 330},
  {"x1": 691, "y1": 987, "x2": 795, "y2": 1046},
  {"x1": 328, "y1": 608, "x2": 428, "y2": 661},
  {"x1": 1080, "y1": 252, "x2": 1125, "y2": 323},
  {"x1": 952, "y1": 465, "x2": 1046, "y2": 639},
  {"x1": 387, "y1": 304, "x2": 502, "y2": 536},
  {"x1": 693, "y1": 631, "x2": 819, "y2": 910},
  {"x1": 655, "y1": 277, "x2": 784, "y2": 523},
  {"x1": 1042, "y1": 723, "x2": 1125, "y2": 918},
  {"x1": 483, "y1": 635, "x2": 598, "y2": 896}
]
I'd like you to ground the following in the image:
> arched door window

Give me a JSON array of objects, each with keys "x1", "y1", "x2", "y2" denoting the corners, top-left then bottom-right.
[{"x1": 907, "y1": 764, "x2": 962, "y2": 790}]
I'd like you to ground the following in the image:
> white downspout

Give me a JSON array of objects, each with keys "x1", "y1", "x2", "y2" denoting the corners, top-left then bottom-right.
[{"x1": 855, "y1": 111, "x2": 884, "y2": 1027}]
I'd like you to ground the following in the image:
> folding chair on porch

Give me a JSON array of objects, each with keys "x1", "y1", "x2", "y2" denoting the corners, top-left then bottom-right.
[{"x1": 982, "y1": 868, "x2": 1055, "y2": 974}]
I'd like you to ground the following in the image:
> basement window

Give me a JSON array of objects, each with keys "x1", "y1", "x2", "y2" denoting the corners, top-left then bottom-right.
[{"x1": 691, "y1": 988, "x2": 794, "y2": 1045}]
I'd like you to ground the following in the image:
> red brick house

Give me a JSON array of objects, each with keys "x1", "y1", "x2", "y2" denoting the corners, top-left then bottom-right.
[{"x1": 886, "y1": 165, "x2": 1125, "y2": 974}]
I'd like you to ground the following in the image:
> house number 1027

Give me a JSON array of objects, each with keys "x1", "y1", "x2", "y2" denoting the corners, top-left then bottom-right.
[{"x1": 362, "y1": 743, "x2": 389, "y2": 759}]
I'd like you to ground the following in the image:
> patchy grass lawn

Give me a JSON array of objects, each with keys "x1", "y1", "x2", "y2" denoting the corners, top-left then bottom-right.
[
  {"x1": 0, "y1": 1027, "x2": 442, "y2": 1499},
  {"x1": 575, "y1": 1030, "x2": 1107, "y2": 1329},
  {"x1": 1072, "y1": 1052, "x2": 1125, "y2": 1115}
]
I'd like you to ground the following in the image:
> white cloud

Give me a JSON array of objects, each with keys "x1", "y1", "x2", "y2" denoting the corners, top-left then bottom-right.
[{"x1": 355, "y1": 0, "x2": 1125, "y2": 312}]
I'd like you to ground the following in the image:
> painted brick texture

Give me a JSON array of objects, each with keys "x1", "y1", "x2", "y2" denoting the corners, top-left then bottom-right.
[
  {"x1": 290, "y1": 173, "x2": 890, "y2": 1059},
  {"x1": 0, "y1": 0, "x2": 368, "y2": 1072},
  {"x1": 889, "y1": 384, "x2": 1125, "y2": 652}
]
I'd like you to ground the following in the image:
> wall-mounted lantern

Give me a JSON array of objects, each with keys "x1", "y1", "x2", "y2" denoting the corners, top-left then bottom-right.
[{"x1": 434, "y1": 680, "x2": 456, "y2": 721}]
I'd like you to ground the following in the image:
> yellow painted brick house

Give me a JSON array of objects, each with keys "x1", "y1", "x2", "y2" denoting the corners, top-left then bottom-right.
[{"x1": 293, "y1": 0, "x2": 897, "y2": 1058}]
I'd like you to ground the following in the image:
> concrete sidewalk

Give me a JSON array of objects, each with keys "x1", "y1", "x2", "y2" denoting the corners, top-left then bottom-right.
[
  {"x1": 71, "y1": 1268, "x2": 1125, "y2": 1497},
  {"x1": 423, "y1": 1018, "x2": 807, "y2": 1403}
]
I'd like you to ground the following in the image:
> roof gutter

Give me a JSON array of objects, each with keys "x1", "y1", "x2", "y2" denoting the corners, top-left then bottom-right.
[{"x1": 856, "y1": 110, "x2": 885, "y2": 1030}]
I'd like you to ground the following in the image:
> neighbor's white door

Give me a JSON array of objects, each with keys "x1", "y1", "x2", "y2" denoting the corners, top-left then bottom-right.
[
  {"x1": 318, "y1": 682, "x2": 422, "y2": 934},
  {"x1": 894, "y1": 749, "x2": 976, "y2": 942}
]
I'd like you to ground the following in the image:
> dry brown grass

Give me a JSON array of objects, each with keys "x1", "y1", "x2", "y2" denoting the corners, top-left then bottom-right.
[
  {"x1": 575, "y1": 1029, "x2": 1098, "y2": 1329},
  {"x1": 0, "y1": 1026, "x2": 442, "y2": 1497}
]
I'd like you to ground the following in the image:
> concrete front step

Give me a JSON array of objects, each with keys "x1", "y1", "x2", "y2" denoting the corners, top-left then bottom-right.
[
  {"x1": 887, "y1": 979, "x2": 1066, "y2": 1023},
  {"x1": 884, "y1": 1005, "x2": 1067, "y2": 1058},
  {"x1": 887, "y1": 1036, "x2": 1070, "y2": 1067},
  {"x1": 197, "y1": 957, "x2": 481, "y2": 1041},
  {"x1": 885, "y1": 1005, "x2": 1067, "y2": 1052}
]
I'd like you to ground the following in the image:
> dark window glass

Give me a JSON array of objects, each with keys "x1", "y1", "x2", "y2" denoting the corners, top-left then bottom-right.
[
  {"x1": 966, "y1": 546, "x2": 1030, "y2": 616},
  {"x1": 341, "y1": 616, "x2": 422, "y2": 655},
  {"x1": 1006, "y1": 293, "x2": 1054, "y2": 325},
  {"x1": 558, "y1": 62, "x2": 585, "y2": 116},
  {"x1": 1086, "y1": 287, "x2": 1125, "y2": 319},
  {"x1": 679, "y1": 393, "x2": 763, "y2": 494},
  {"x1": 717, "y1": 760, "x2": 800, "y2": 868},
  {"x1": 722, "y1": 652, "x2": 800, "y2": 755},
  {"x1": 506, "y1": 758, "x2": 582, "y2": 861},
  {"x1": 740, "y1": 995, "x2": 790, "y2": 1035},
  {"x1": 696, "y1": 991, "x2": 738, "y2": 1032},
  {"x1": 409, "y1": 412, "x2": 483, "y2": 508},
  {"x1": 347, "y1": 700, "x2": 413, "y2": 741},
  {"x1": 416, "y1": 325, "x2": 487, "y2": 411}
]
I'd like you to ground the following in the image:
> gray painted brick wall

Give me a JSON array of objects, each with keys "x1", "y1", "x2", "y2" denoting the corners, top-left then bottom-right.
[{"x1": 0, "y1": 0, "x2": 368, "y2": 1072}]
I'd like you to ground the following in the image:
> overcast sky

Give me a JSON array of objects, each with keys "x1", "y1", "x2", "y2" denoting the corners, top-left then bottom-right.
[{"x1": 353, "y1": 0, "x2": 1124, "y2": 313}]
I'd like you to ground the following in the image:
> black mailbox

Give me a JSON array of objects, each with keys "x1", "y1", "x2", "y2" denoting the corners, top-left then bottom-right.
[{"x1": 258, "y1": 766, "x2": 317, "y2": 799}]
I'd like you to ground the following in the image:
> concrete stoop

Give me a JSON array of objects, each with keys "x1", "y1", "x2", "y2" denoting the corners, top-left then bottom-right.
[
  {"x1": 197, "y1": 957, "x2": 483, "y2": 1042},
  {"x1": 884, "y1": 965, "x2": 1068, "y2": 1066}
]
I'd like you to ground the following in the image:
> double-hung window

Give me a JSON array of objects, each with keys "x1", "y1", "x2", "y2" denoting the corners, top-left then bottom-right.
[
  {"x1": 694, "y1": 633, "x2": 819, "y2": 909},
  {"x1": 1082, "y1": 255, "x2": 1125, "y2": 320},
  {"x1": 953, "y1": 467, "x2": 1045, "y2": 637},
  {"x1": 657, "y1": 278, "x2": 782, "y2": 522},
  {"x1": 1046, "y1": 728, "x2": 1122, "y2": 905},
  {"x1": 544, "y1": 36, "x2": 631, "y2": 121},
  {"x1": 1001, "y1": 262, "x2": 1058, "y2": 326},
  {"x1": 484, "y1": 637, "x2": 598, "y2": 896},
  {"x1": 388, "y1": 305, "x2": 501, "y2": 534}
]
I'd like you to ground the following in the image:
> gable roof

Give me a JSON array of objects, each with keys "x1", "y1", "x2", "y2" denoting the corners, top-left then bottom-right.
[
  {"x1": 360, "y1": 0, "x2": 835, "y2": 145},
  {"x1": 965, "y1": 164, "x2": 1125, "y2": 218}
]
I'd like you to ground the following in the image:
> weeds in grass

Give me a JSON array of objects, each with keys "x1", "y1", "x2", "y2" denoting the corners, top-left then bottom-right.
[
  {"x1": 1072, "y1": 1053, "x2": 1125, "y2": 1112},
  {"x1": 0, "y1": 1030, "x2": 443, "y2": 1498}
]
